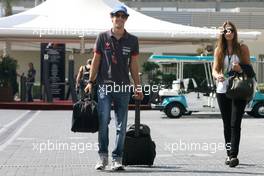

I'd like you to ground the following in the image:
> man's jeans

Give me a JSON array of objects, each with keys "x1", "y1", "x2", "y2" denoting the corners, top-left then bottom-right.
[
  {"x1": 26, "y1": 82, "x2": 34, "y2": 102},
  {"x1": 97, "y1": 84, "x2": 130, "y2": 161}
]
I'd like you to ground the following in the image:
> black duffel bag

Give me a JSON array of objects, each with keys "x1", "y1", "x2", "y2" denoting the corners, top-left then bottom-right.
[
  {"x1": 226, "y1": 72, "x2": 255, "y2": 101},
  {"x1": 71, "y1": 94, "x2": 98, "y2": 133}
]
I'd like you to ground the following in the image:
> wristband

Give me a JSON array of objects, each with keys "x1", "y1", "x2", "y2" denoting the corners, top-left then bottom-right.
[{"x1": 88, "y1": 80, "x2": 95, "y2": 84}]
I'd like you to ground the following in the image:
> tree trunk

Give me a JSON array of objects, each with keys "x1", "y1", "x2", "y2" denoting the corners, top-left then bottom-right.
[{"x1": 3, "y1": 0, "x2": 13, "y2": 17}]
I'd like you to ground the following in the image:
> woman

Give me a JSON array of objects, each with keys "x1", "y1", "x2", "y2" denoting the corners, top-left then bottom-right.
[
  {"x1": 212, "y1": 21, "x2": 255, "y2": 167},
  {"x1": 27, "y1": 62, "x2": 36, "y2": 102},
  {"x1": 76, "y1": 59, "x2": 92, "y2": 98}
]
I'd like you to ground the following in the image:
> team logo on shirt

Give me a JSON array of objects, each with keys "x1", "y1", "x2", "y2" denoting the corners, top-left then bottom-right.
[
  {"x1": 122, "y1": 47, "x2": 131, "y2": 55},
  {"x1": 105, "y1": 42, "x2": 111, "y2": 49}
]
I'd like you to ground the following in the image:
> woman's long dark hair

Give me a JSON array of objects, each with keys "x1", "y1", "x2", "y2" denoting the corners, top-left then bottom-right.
[{"x1": 215, "y1": 21, "x2": 242, "y2": 73}]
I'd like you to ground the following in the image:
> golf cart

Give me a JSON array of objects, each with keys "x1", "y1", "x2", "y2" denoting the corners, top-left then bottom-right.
[{"x1": 149, "y1": 55, "x2": 264, "y2": 118}]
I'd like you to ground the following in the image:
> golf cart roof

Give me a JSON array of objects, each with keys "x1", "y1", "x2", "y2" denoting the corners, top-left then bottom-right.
[{"x1": 149, "y1": 55, "x2": 257, "y2": 63}]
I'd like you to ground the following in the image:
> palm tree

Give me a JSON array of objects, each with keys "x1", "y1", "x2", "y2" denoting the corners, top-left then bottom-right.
[
  {"x1": 1, "y1": 0, "x2": 17, "y2": 64},
  {"x1": 2, "y1": 0, "x2": 16, "y2": 16}
]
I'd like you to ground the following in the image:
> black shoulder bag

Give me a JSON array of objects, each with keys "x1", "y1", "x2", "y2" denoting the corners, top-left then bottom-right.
[{"x1": 226, "y1": 70, "x2": 255, "y2": 101}]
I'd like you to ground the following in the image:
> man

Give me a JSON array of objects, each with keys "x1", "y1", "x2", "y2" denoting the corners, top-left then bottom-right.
[
  {"x1": 75, "y1": 59, "x2": 92, "y2": 99},
  {"x1": 85, "y1": 5, "x2": 143, "y2": 171},
  {"x1": 27, "y1": 62, "x2": 36, "y2": 102}
]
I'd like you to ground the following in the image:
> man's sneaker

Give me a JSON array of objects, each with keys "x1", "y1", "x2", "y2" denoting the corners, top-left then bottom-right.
[
  {"x1": 225, "y1": 156, "x2": 231, "y2": 165},
  {"x1": 229, "y1": 157, "x2": 239, "y2": 167},
  {"x1": 111, "y1": 161, "x2": 125, "y2": 171},
  {"x1": 95, "y1": 156, "x2": 108, "y2": 170}
]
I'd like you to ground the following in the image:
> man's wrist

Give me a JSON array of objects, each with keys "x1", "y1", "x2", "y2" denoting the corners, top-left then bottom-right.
[
  {"x1": 88, "y1": 80, "x2": 95, "y2": 84},
  {"x1": 134, "y1": 84, "x2": 142, "y2": 92}
]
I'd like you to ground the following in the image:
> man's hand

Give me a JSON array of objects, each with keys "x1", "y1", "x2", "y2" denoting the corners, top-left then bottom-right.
[
  {"x1": 84, "y1": 83, "x2": 92, "y2": 93},
  {"x1": 129, "y1": 54, "x2": 144, "y2": 100},
  {"x1": 134, "y1": 86, "x2": 144, "y2": 100}
]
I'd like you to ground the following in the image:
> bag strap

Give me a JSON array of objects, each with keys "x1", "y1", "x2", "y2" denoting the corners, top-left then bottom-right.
[
  {"x1": 226, "y1": 49, "x2": 233, "y2": 73},
  {"x1": 81, "y1": 91, "x2": 96, "y2": 102},
  {"x1": 81, "y1": 93, "x2": 91, "y2": 101}
]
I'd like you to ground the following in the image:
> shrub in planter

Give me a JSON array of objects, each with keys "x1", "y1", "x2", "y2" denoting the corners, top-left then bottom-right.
[{"x1": 0, "y1": 55, "x2": 18, "y2": 101}]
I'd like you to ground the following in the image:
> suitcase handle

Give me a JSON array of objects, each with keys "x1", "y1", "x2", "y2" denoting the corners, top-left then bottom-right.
[{"x1": 133, "y1": 95, "x2": 141, "y2": 137}]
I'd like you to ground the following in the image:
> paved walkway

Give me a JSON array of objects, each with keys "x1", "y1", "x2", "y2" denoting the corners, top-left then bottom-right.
[{"x1": 0, "y1": 110, "x2": 263, "y2": 176}]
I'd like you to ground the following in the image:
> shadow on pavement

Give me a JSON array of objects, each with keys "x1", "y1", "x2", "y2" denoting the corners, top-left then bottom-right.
[
  {"x1": 101, "y1": 165, "x2": 264, "y2": 175},
  {"x1": 160, "y1": 114, "x2": 258, "y2": 119}
]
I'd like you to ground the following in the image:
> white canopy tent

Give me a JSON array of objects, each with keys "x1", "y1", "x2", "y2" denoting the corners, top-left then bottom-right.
[{"x1": 0, "y1": 0, "x2": 261, "y2": 45}]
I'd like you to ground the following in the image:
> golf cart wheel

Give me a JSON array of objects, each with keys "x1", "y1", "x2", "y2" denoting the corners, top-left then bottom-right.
[
  {"x1": 252, "y1": 103, "x2": 264, "y2": 118},
  {"x1": 165, "y1": 103, "x2": 184, "y2": 118}
]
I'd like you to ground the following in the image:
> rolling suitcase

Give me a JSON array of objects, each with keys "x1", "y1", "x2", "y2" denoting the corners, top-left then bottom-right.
[{"x1": 122, "y1": 100, "x2": 156, "y2": 166}]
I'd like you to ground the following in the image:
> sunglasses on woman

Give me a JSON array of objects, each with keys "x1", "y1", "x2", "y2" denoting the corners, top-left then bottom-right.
[{"x1": 223, "y1": 28, "x2": 234, "y2": 35}]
